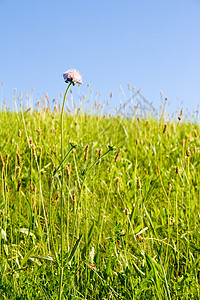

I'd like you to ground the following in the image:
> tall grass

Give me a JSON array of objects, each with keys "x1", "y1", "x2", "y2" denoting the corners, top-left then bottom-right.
[{"x1": 0, "y1": 93, "x2": 199, "y2": 299}]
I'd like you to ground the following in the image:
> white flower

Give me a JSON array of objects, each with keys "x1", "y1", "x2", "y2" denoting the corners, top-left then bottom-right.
[{"x1": 63, "y1": 69, "x2": 83, "y2": 86}]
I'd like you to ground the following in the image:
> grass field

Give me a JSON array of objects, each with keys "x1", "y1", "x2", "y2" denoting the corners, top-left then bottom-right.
[{"x1": 0, "y1": 94, "x2": 199, "y2": 299}]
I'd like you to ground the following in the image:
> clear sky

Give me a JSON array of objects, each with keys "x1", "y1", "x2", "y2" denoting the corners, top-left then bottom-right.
[{"x1": 0, "y1": 0, "x2": 200, "y2": 114}]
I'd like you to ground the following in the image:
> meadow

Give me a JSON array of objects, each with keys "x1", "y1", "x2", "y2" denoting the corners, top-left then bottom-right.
[{"x1": 0, "y1": 90, "x2": 199, "y2": 299}]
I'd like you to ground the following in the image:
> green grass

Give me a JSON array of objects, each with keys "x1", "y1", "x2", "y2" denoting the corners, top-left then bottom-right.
[{"x1": 0, "y1": 104, "x2": 199, "y2": 299}]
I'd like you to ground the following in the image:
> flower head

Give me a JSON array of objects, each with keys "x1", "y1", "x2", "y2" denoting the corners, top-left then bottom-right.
[{"x1": 63, "y1": 69, "x2": 82, "y2": 86}]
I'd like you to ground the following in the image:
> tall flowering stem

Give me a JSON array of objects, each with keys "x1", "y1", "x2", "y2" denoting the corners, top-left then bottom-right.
[
  {"x1": 59, "y1": 82, "x2": 71, "y2": 299},
  {"x1": 59, "y1": 69, "x2": 82, "y2": 300}
]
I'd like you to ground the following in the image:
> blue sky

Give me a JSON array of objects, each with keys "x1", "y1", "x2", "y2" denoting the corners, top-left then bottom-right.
[{"x1": 0, "y1": 0, "x2": 200, "y2": 114}]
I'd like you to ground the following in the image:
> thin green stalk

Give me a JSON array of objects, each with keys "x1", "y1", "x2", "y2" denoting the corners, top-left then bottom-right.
[{"x1": 58, "y1": 82, "x2": 71, "y2": 300}]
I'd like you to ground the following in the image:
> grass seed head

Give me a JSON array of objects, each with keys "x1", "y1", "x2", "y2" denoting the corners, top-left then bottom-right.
[
  {"x1": 66, "y1": 163, "x2": 71, "y2": 180},
  {"x1": 85, "y1": 145, "x2": 89, "y2": 161},
  {"x1": 157, "y1": 165, "x2": 160, "y2": 174},
  {"x1": 193, "y1": 129, "x2": 198, "y2": 137},
  {"x1": 17, "y1": 166, "x2": 21, "y2": 176},
  {"x1": 168, "y1": 184, "x2": 172, "y2": 192},
  {"x1": 115, "y1": 148, "x2": 121, "y2": 162},
  {"x1": 186, "y1": 148, "x2": 191, "y2": 157},
  {"x1": 6, "y1": 184, "x2": 9, "y2": 192},
  {"x1": 178, "y1": 108, "x2": 183, "y2": 121},
  {"x1": 17, "y1": 153, "x2": 22, "y2": 166},
  {"x1": 31, "y1": 144, "x2": 37, "y2": 160},
  {"x1": 163, "y1": 123, "x2": 168, "y2": 134},
  {"x1": 0, "y1": 152, "x2": 5, "y2": 169},
  {"x1": 137, "y1": 178, "x2": 141, "y2": 189},
  {"x1": 18, "y1": 180, "x2": 21, "y2": 192},
  {"x1": 72, "y1": 194, "x2": 76, "y2": 202}
]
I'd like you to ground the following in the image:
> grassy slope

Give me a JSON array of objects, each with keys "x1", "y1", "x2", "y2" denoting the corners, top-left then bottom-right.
[{"x1": 0, "y1": 109, "x2": 199, "y2": 299}]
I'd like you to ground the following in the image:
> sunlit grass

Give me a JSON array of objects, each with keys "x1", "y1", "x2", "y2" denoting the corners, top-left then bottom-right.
[{"x1": 0, "y1": 94, "x2": 199, "y2": 299}]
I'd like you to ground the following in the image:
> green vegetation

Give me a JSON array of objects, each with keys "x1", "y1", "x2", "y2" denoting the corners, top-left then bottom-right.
[{"x1": 0, "y1": 103, "x2": 199, "y2": 299}]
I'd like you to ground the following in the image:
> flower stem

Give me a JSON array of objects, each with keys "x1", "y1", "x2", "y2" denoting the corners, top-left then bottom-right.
[{"x1": 58, "y1": 82, "x2": 71, "y2": 300}]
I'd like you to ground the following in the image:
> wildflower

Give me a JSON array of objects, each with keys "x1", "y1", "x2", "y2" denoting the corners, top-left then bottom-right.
[{"x1": 63, "y1": 69, "x2": 83, "y2": 86}]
